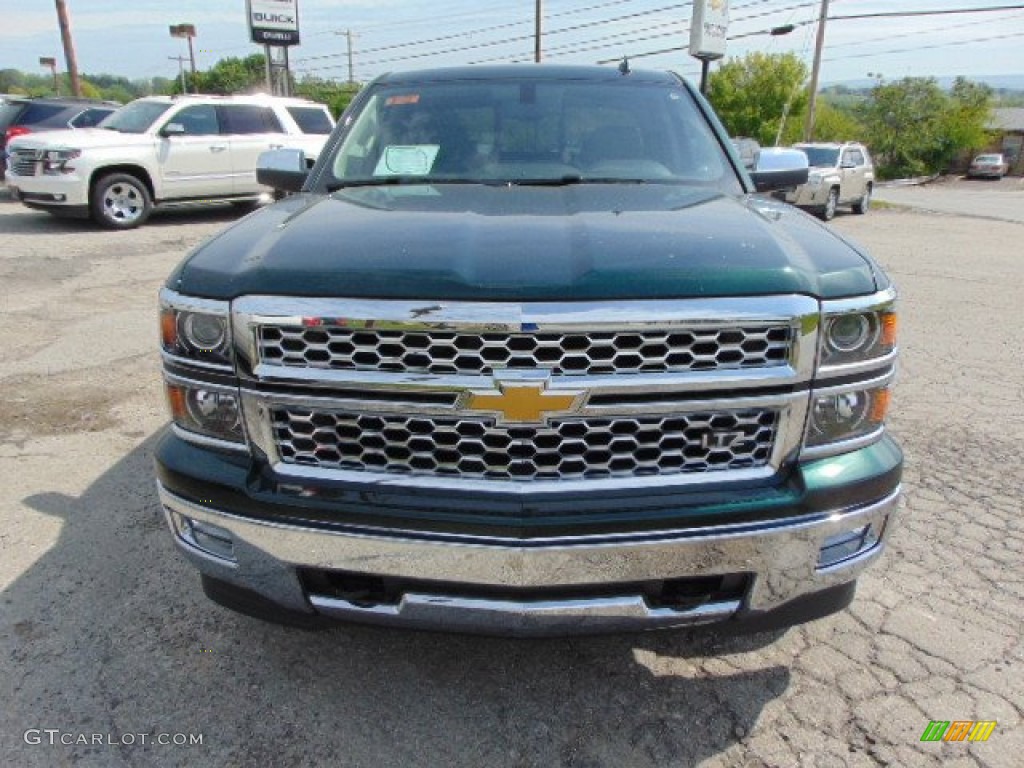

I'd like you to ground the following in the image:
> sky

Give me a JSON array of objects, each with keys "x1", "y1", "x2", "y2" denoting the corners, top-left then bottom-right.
[{"x1": 2, "y1": 1, "x2": 1022, "y2": 87}]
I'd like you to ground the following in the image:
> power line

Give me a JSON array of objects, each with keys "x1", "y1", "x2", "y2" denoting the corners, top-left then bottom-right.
[
  {"x1": 823, "y1": 29, "x2": 1024, "y2": 62},
  {"x1": 302, "y1": 3, "x2": 690, "y2": 73},
  {"x1": 295, "y1": 0, "x2": 670, "y2": 65},
  {"x1": 596, "y1": 1, "x2": 1024, "y2": 65},
  {"x1": 823, "y1": 9, "x2": 1024, "y2": 51}
]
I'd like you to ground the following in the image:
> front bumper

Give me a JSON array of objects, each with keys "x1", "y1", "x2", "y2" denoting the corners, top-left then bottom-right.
[
  {"x1": 156, "y1": 434, "x2": 902, "y2": 635},
  {"x1": 785, "y1": 182, "x2": 831, "y2": 207},
  {"x1": 6, "y1": 171, "x2": 90, "y2": 209}
]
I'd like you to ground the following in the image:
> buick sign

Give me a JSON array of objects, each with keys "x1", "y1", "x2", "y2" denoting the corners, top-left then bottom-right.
[{"x1": 247, "y1": 0, "x2": 300, "y2": 46}]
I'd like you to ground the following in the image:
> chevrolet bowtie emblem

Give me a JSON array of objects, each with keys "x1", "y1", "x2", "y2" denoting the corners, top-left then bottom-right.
[{"x1": 465, "y1": 380, "x2": 580, "y2": 424}]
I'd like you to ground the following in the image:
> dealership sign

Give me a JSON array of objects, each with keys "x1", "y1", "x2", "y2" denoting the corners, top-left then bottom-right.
[
  {"x1": 247, "y1": 0, "x2": 300, "y2": 46},
  {"x1": 689, "y1": 0, "x2": 729, "y2": 60}
]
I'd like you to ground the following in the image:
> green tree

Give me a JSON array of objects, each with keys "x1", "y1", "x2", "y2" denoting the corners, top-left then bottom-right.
[
  {"x1": 293, "y1": 76, "x2": 362, "y2": 118},
  {"x1": 707, "y1": 52, "x2": 808, "y2": 146},
  {"x1": 175, "y1": 54, "x2": 268, "y2": 95},
  {"x1": 810, "y1": 102, "x2": 865, "y2": 142},
  {"x1": 859, "y1": 77, "x2": 993, "y2": 178}
]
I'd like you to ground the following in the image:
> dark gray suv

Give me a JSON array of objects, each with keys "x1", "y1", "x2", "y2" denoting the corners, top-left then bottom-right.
[{"x1": 0, "y1": 97, "x2": 119, "y2": 180}]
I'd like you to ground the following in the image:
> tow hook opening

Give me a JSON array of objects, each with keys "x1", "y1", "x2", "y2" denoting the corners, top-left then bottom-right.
[{"x1": 299, "y1": 569, "x2": 750, "y2": 612}]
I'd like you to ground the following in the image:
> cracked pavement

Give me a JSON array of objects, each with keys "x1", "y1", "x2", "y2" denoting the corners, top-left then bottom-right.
[{"x1": 0, "y1": 195, "x2": 1020, "y2": 767}]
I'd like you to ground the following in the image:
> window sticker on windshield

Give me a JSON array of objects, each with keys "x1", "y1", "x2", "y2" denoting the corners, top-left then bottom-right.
[
  {"x1": 385, "y1": 94, "x2": 420, "y2": 106},
  {"x1": 374, "y1": 144, "x2": 440, "y2": 176}
]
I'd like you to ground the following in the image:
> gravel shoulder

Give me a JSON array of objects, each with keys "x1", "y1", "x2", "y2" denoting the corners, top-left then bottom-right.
[{"x1": 1, "y1": 198, "x2": 1021, "y2": 767}]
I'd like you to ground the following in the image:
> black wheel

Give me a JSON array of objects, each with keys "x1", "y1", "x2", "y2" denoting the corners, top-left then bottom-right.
[
  {"x1": 90, "y1": 172, "x2": 152, "y2": 229},
  {"x1": 852, "y1": 184, "x2": 871, "y2": 215},
  {"x1": 819, "y1": 188, "x2": 839, "y2": 221}
]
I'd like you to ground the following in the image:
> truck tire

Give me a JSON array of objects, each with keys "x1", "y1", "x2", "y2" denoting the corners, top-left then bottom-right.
[
  {"x1": 819, "y1": 188, "x2": 839, "y2": 221},
  {"x1": 852, "y1": 184, "x2": 872, "y2": 215},
  {"x1": 91, "y1": 172, "x2": 152, "y2": 229}
]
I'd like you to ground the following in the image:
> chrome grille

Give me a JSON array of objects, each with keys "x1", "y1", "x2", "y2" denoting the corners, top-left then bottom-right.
[
  {"x1": 257, "y1": 325, "x2": 794, "y2": 375},
  {"x1": 271, "y1": 407, "x2": 778, "y2": 481},
  {"x1": 9, "y1": 149, "x2": 40, "y2": 177}
]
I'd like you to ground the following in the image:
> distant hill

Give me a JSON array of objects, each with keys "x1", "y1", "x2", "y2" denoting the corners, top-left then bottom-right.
[{"x1": 825, "y1": 74, "x2": 1024, "y2": 90}]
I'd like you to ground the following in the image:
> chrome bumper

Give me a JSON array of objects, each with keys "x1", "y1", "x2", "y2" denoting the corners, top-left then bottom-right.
[{"x1": 159, "y1": 483, "x2": 900, "y2": 636}]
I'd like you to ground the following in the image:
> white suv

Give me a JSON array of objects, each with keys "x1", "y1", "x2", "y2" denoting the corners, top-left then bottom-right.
[{"x1": 6, "y1": 94, "x2": 334, "y2": 228}]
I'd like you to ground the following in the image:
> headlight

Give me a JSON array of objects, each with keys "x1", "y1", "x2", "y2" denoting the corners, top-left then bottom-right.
[
  {"x1": 806, "y1": 289, "x2": 899, "y2": 457},
  {"x1": 165, "y1": 379, "x2": 245, "y2": 444},
  {"x1": 820, "y1": 305, "x2": 897, "y2": 368},
  {"x1": 42, "y1": 148, "x2": 80, "y2": 174},
  {"x1": 160, "y1": 289, "x2": 232, "y2": 368},
  {"x1": 806, "y1": 383, "x2": 891, "y2": 448}
]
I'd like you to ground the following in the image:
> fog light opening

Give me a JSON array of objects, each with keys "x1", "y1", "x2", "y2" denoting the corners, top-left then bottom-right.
[
  {"x1": 175, "y1": 513, "x2": 236, "y2": 562},
  {"x1": 817, "y1": 516, "x2": 887, "y2": 570}
]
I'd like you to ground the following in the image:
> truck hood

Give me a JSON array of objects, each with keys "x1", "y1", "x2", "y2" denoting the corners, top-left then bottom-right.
[
  {"x1": 169, "y1": 184, "x2": 884, "y2": 301},
  {"x1": 9, "y1": 127, "x2": 152, "y2": 151}
]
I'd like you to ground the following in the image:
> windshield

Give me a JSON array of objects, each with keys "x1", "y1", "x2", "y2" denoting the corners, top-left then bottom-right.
[
  {"x1": 325, "y1": 78, "x2": 739, "y2": 191},
  {"x1": 796, "y1": 146, "x2": 840, "y2": 168},
  {"x1": 974, "y1": 155, "x2": 1001, "y2": 162},
  {"x1": 98, "y1": 100, "x2": 172, "y2": 133}
]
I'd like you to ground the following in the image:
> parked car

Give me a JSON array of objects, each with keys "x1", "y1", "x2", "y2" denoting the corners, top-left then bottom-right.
[
  {"x1": 730, "y1": 136, "x2": 761, "y2": 170},
  {"x1": 786, "y1": 141, "x2": 874, "y2": 221},
  {"x1": 966, "y1": 153, "x2": 1009, "y2": 179},
  {"x1": 155, "y1": 65, "x2": 902, "y2": 637},
  {"x1": 5, "y1": 93, "x2": 335, "y2": 228},
  {"x1": 0, "y1": 96, "x2": 119, "y2": 180}
]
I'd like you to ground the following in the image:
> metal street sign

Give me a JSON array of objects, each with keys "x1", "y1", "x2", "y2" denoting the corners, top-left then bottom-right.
[
  {"x1": 247, "y1": 0, "x2": 301, "y2": 46},
  {"x1": 690, "y1": 0, "x2": 730, "y2": 60}
]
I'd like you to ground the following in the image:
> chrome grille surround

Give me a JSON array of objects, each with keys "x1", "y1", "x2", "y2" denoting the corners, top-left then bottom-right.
[
  {"x1": 257, "y1": 325, "x2": 794, "y2": 376},
  {"x1": 9, "y1": 148, "x2": 40, "y2": 177},
  {"x1": 230, "y1": 295, "x2": 822, "y2": 490},
  {"x1": 270, "y1": 406, "x2": 779, "y2": 481}
]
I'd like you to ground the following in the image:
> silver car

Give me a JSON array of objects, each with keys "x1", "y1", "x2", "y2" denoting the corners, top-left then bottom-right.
[{"x1": 786, "y1": 142, "x2": 874, "y2": 221}]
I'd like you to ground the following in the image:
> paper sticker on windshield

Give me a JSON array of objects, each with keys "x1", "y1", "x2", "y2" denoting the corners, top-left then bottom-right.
[
  {"x1": 385, "y1": 94, "x2": 420, "y2": 106},
  {"x1": 374, "y1": 145, "x2": 440, "y2": 176}
]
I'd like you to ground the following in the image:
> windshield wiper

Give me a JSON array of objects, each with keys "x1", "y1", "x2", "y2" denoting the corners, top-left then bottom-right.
[
  {"x1": 327, "y1": 176, "x2": 489, "y2": 192},
  {"x1": 509, "y1": 175, "x2": 654, "y2": 186}
]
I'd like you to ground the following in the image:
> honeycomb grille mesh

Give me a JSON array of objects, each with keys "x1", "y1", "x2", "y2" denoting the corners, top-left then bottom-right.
[
  {"x1": 257, "y1": 325, "x2": 793, "y2": 376},
  {"x1": 271, "y1": 407, "x2": 778, "y2": 481}
]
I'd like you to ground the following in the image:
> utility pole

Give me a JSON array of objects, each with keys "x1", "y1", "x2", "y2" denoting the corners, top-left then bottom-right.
[
  {"x1": 803, "y1": 0, "x2": 830, "y2": 142},
  {"x1": 534, "y1": 0, "x2": 542, "y2": 62},
  {"x1": 169, "y1": 25, "x2": 198, "y2": 93},
  {"x1": 346, "y1": 29, "x2": 355, "y2": 84},
  {"x1": 334, "y1": 29, "x2": 357, "y2": 84},
  {"x1": 39, "y1": 57, "x2": 59, "y2": 96},
  {"x1": 168, "y1": 55, "x2": 188, "y2": 94},
  {"x1": 54, "y1": 0, "x2": 82, "y2": 98}
]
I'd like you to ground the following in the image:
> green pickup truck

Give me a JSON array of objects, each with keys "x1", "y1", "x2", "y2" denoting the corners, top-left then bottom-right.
[{"x1": 155, "y1": 65, "x2": 901, "y2": 636}]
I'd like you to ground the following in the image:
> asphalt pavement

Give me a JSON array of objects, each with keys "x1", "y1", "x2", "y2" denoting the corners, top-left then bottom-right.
[
  {"x1": 875, "y1": 176, "x2": 1024, "y2": 224},
  {"x1": 0, "y1": 192, "x2": 1021, "y2": 768}
]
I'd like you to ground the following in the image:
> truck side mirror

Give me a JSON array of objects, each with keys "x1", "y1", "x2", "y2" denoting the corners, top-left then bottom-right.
[
  {"x1": 257, "y1": 148, "x2": 309, "y2": 193},
  {"x1": 160, "y1": 123, "x2": 186, "y2": 137},
  {"x1": 749, "y1": 148, "x2": 810, "y2": 193}
]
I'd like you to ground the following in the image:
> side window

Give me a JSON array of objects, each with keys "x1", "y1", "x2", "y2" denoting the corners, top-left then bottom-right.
[
  {"x1": 849, "y1": 150, "x2": 864, "y2": 167},
  {"x1": 286, "y1": 106, "x2": 333, "y2": 135},
  {"x1": 70, "y1": 108, "x2": 113, "y2": 128},
  {"x1": 219, "y1": 105, "x2": 283, "y2": 135},
  {"x1": 16, "y1": 103, "x2": 66, "y2": 126},
  {"x1": 168, "y1": 104, "x2": 219, "y2": 136}
]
